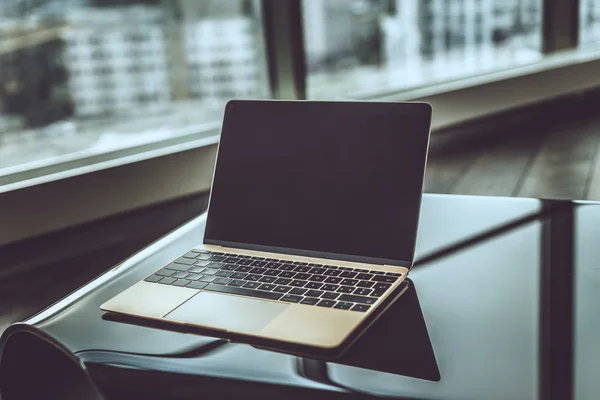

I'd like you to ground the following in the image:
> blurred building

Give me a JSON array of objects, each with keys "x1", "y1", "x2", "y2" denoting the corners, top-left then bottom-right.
[
  {"x1": 62, "y1": 6, "x2": 171, "y2": 118},
  {"x1": 303, "y1": 0, "x2": 388, "y2": 71},
  {"x1": 581, "y1": 0, "x2": 600, "y2": 44},
  {"x1": 0, "y1": 20, "x2": 71, "y2": 130},
  {"x1": 183, "y1": 17, "x2": 266, "y2": 102},
  {"x1": 305, "y1": 0, "x2": 542, "y2": 73}
]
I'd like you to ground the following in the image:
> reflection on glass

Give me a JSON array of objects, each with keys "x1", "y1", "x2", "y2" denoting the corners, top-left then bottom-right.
[
  {"x1": 303, "y1": 0, "x2": 543, "y2": 99},
  {"x1": 0, "y1": 0, "x2": 269, "y2": 172},
  {"x1": 580, "y1": 0, "x2": 600, "y2": 45}
]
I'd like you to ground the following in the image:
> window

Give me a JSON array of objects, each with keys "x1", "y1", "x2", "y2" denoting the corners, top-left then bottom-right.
[
  {"x1": 0, "y1": 0, "x2": 269, "y2": 173},
  {"x1": 302, "y1": 0, "x2": 543, "y2": 99},
  {"x1": 581, "y1": 0, "x2": 600, "y2": 45},
  {"x1": 2, "y1": 0, "x2": 600, "y2": 247}
]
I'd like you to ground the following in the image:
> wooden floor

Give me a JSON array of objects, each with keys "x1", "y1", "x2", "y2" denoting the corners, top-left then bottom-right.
[
  {"x1": 424, "y1": 115, "x2": 600, "y2": 200},
  {"x1": 2, "y1": 113, "x2": 600, "y2": 334}
]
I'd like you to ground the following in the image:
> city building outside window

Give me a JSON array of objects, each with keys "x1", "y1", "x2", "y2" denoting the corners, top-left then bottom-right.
[
  {"x1": 0, "y1": 0, "x2": 269, "y2": 172},
  {"x1": 303, "y1": 0, "x2": 543, "y2": 99}
]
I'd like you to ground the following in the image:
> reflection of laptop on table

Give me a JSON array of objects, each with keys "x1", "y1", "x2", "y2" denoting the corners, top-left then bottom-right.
[{"x1": 102, "y1": 100, "x2": 432, "y2": 352}]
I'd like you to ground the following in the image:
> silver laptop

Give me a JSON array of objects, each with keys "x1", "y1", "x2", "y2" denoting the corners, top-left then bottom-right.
[{"x1": 102, "y1": 100, "x2": 432, "y2": 351}]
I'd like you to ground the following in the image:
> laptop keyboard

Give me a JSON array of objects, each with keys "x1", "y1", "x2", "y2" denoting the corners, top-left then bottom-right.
[{"x1": 144, "y1": 250, "x2": 402, "y2": 312}]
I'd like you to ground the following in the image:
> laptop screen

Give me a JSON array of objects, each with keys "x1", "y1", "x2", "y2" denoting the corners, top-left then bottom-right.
[{"x1": 204, "y1": 100, "x2": 431, "y2": 266}]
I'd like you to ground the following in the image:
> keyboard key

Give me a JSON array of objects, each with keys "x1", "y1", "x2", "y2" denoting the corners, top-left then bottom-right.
[
  {"x1": 221, "y1": 264, "x2": 238, "y2": 271},
  {"x1": 372, "y1": 282, "x2": 392, "y2": 296},
  {"x1": 258, "y1": 284, "x2": 277, "y2": 291},
  {"x1": 264, "y1": 269, "x2": 281, "y2": 276},
  {"x1": 309, "y1": 267, "x2": 326, "y2": 275},
  {"x1": 165, "y1": 263, "x2": 191, "y2": 272},
  {"x1": 238, "y1": 255, "x2": 251, "y2": 259},
  {"x1": 231, "y1": 272, "x2": 248, "y2": 279},
  {"x1": 243, "y1": 281, "x2": 261, "y2": 289},
  {"x1": 274, "y1": 285, "x2": 292, "y2": 293},
  {"x1": 279, "y1": 264, "x2": 295, "y2": 271},
  {"x1": 338, "y1": 294, "x2": 377, "y2": 305},
  {"x1": 244, "y1": 274, "x2": 262, "y2": 282},
  {"x1": 214, "y1": 277, "x2": 232, "y2": 285},
  {"x1": 290, "y1": 288, "x2": 308, "y2": 295},
  {"x1": 289, "y1": 280, "x2": 308, "y2": 287},
  {"x1": 193, "y1": 260, "x2": 212, "y2": 267},
  {"x1": 274, "y1": 278, "x2": 292, "y2": 285},
  {"x1": 354, "y1": 269, "x2": 369, "y2": 273},
  {"x1": 187, "y1": 281, "x2": 208, "y2": 290},
  {"x1": 373, "y1": 271, "x2": 386, "y2": 275},
  {"x1": 250, "y1": 267, "x2": 267, "y2": 274},
  {"x1": 186, "y1": 273, "x2": 203, "y2": 281},
  {"x1": 251, "y1": 256, "x2": 266, "y2": 260},
  {"x1": 305, "y1": 282, "x2": 323, "y2": 289},
  {"x1": 236, "y1": 266, "x2": 252, "y2": 273},
  {"x1": 144, "y1": 274, "x2": 163, "y2": 283},
  {"x1": 305, "y1": 290, "x2": 324, "y2": 297},
  {"x1": 340, "y1": 271, "x2": 357, "y2": 278},
  {"x1": 209, "y1": 255, "x2": 227, "y2": 262},
  {"x1": 372, "y1": 275, "x2": 397, "y2": 283},
  {"x1": 202, "y1": 268, "x2": 220, "y2": 276},
  {"x1": 386, "y1": 272, "x2": 402, "y2": 277},
  {"x1": 294, "y1": 273, "x2": 311, "y2": 280},
  {"x1": 216, "y1": 270, "x2": 233, "y2": 277},
  {"x1": 324, "y1": 265, "x2": 338, "y2": 269},
  {"x1": 204, "y1": 284, "x2": 283, "y2": 301},
  {"x1": 259, "y1": 276, "x2": 276, "y2": 283},
  {"x1": 183, "y1": 251, "x2": 199, "y2": 259},
  {"x1": 324, "y1": 269, "x2": 341, "y2": 276},
  {"x1": 172, "y1": 279, "x2": 192, "y2": 287},
  {"x1": 294, "y1": 261, "x2": 309, "y2": 265},
  {"x1": 356, "y1": 273, "x2": 374, "y2": 280},
  {"x1": 321, "y1": 284, "x2": 339, "y2": 292},
  {"x1": 352, "y1": 304, "x2": 371, "y2": 312},
  {"x1": 208, "y1": 262, "x2": 225, "y2": 269},
  {"x1": 199, "y1": 275, "x2": 217, "y2": 283},
  {"x1": 340, "y1": 279, "x2": 359, "y2": 286},
  {"x1": 236, "y1": 259, "x2": 253, "y2": 265},
  {"x1": 317, "y1": 300, "x2": 336, "y2": 308},
  {"x1": 338, "y1": 267, "x2": 353, "y2": 271},
  {"x1": 337, "y1": 286, "x2": 354, "y2": 293},
  {"x1": 374, "y1": 283, "x2": 392, "y2": 290},
  {"x1": 156, "y1": 268, "x2": 176, "y2": 277},
  {"x1": 209, "y1": 251, "x2": 223, "y2": 255},
  {"x1": 265, "y1": 262, "x2": 282, "y2": 269},
  {"x1": 357, "y1": 280, "x2": 375, "y2": 288},
  {"x1": 334, "y1": 302, "x2": 353, "y2": 310},
  {"x1": 158, "y1": 277, "x2": 176, "y2": 285},
  {"x1": 281, "y1": 294, "x2": 303, "y2": 303},
  {"x1": 321, "y1": 292, "x2": 340, "y2": 300},
  {"x1": 279, "y1": 271, "x2": 295, "y2": 278},
  {"x1": 300, "y1": 297, "x2": 319, "y2": 305},
  {"x1": 353, "y1": 288, "x2": 372, "y2": 296},
  {"x1": 228, "y1": 279, "x2": 246, "y2": 287},
  {"x1": 188, "y1": 266, "x2": 207, "y2": 274},
  {"x1": 308, "y1": 275, "x2": 326, "y2": 282},
  {"x1": 174, "y1": 257, "x2": 196, "y2": 265},
  {"x1": 223, "y1": 257, "x2": 239, "y2": 263},
  {"x1": 324, "y1": 277, "x2": 342, "y2": 284},
  {"x1": 293, "y1": 266, "x2": 311, "y2": 272},
  {"x1": 307, "y1": 263, "x2": 323, "y2": 267},
  {"x1": 196, "y1": 253, "x2": 212, "y2": 260},
  {"x1": 251, "y1": 261, "x2": 267, "y2": 267}
]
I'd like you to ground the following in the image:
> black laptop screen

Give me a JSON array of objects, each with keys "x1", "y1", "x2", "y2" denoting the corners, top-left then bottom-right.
[{"x1": 204, "y1": 101, "x2": 431, "y2": 265}]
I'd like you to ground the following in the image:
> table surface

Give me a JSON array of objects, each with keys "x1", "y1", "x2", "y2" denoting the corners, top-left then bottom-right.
[{"x1": 4, "y1": 193, "x2": 598, "y2": 400}]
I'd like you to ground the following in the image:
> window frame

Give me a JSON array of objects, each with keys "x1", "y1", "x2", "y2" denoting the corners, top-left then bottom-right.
[{"x1": 2, "y1": 0, "x2": 600, "y2": 248}]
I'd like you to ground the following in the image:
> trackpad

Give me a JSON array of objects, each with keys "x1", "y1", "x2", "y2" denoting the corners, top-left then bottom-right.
[{"x1": 165, "y1": 292, "x2": 288, "y2": 333}]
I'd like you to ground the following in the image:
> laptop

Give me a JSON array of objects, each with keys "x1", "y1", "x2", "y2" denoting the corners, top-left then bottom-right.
[{"x1": 101, "y1": 100, "x2": 432, "y2": 353}]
